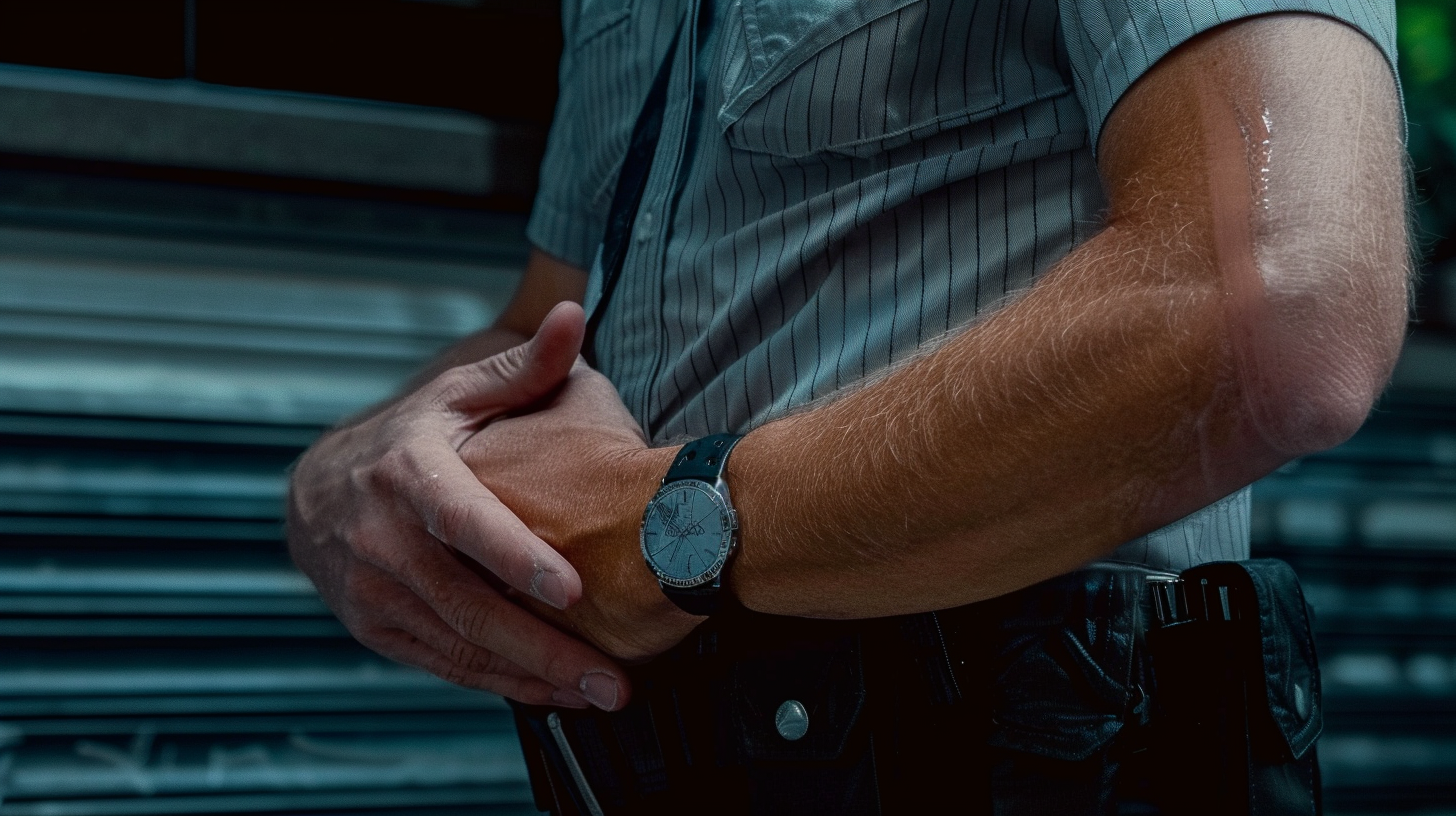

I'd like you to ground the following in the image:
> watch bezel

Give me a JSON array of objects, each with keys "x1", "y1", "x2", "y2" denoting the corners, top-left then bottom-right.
[{"x1": 639, "y1": 479, "x2": 736, "y2": 589}]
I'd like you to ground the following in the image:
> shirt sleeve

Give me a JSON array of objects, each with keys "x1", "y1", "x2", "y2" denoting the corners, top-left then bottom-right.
[
  {"x1": 1058, "y1": 0, "x2": 1400, "y2": 153},
  {"x1": 527, "y1": 2, "x2": 674, "y2": 269},
  {"x1": 526, "y1": 2, "x2": 608, "y2": 269}
]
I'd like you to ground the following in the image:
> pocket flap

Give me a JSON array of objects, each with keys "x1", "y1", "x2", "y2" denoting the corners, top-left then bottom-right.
[
  {"x1": 1244, "y1": 559, "x2": 1323, "y2": 759},
  {"x1": 722, "y1": 633, "x2": 866, "y2": 762},
  {"x1": 718, "y1": 0, "x2": 1009, "y2": 158},
  {"x1": 720, "y1": 0, "x2": 921, "y2": 130}
]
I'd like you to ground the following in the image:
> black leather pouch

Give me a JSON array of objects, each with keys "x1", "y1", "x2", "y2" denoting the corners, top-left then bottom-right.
[{"x1": 1147, "y1": 559, "x2": 1323, "y2": 816}]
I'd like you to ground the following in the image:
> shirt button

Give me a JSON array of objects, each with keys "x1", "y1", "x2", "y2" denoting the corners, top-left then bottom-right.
[
  {"x1": 634, "y1": 211, "x2": 655, "y2": 244},
  {"x1": 775, "y1": 700, "x2": 809, "y2": 741}
]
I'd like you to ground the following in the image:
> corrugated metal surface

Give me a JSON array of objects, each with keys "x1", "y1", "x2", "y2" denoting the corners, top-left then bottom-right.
[{"x1": 0, "y1": 201, "x2": 539, "y2": 814}]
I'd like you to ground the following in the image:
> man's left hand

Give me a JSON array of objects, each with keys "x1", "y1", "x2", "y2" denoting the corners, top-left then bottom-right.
[{"x1": 459, "y1": 357, "x2": 700, "y2": 662}]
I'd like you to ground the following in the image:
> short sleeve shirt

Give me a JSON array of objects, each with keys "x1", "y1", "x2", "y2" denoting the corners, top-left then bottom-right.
[{"x1": 527, "y1": 0, "x2": 1398, "y2": 570}]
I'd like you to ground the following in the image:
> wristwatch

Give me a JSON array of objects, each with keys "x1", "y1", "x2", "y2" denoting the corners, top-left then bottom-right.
[{"x1": 639, "y1": 433, "x2": 744, "y2": 616}]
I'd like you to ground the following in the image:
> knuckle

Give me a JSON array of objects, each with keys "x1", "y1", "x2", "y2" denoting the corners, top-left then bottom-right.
[
  {"x1": 369, "y1": 445, "x2": 417, "y2": 491},
  {"x1": 443, "y1": 595, "x2": 503, "y2": 644},
  {"x1": 428, "y1": 498, "x2": 477, "y2": 545},
  {"x1": 430, "y1": 366, "x2": 467, "y2": 395},
  {"x1": 444, "y1": 636, "x2": 479, "y2": 669},
  {"x1": 452, "y1": 641, "x2": 508, "y2": 678},
  {"x1": 435, "y1": 663, "x2": 474, "y2": 689},
  {"x1": 538, "y1": 648, "x2": 577, "y2": 686},
  {"x1": 428, "y1": 365, "x2": 483, "y2": 409},
  {"x1": 355, "y1": 461, "x2": 395, "y2": 505}
]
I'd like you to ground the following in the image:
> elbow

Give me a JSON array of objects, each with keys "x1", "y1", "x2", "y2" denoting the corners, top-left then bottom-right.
[
  {"x1": 1249, "y1": 354, "x2": 1393, "y2": 457},
  {"x1": 1232, "y1": 254, "x2": 1409, "y2": 458}
]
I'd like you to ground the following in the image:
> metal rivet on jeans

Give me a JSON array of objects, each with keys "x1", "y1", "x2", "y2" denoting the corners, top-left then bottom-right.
[{"x1": 775, "y1": 699, "x2": 809, "y2": 741}]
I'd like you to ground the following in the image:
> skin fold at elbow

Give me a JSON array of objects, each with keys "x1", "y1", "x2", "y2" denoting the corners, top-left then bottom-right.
[{"x1": 1227, "y1": 244, "x2": 1409, "y2": 461}]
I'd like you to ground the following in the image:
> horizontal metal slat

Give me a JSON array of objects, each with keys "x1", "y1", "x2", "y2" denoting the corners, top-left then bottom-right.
[
  {"x1": 0, "y1": 653, "x2": 460, "y2": 698},
  {"x1": 0, "y1": 786, "x2": 538, "y2": 816},
  {"x1": 0, "y1": 64, "x2": 536, "y2": 197},
  {"x1": 0, "y1": 518, "x2": 282, "y2": 540},
  {"x1": 6, "y1": 712, "x2": 513, "y2": 739},
  {"x1": 4, "y1": 732, "x2": 528, "y2": 800},
  {"x1": 0, "y1": 224, "x2": 516, "y2": 424},
  {"x1": 0, "y1": 691, "x2": 503, "y2": 719},
  {"x1": 0, "y1": 413, "x2": 320, "y2": 448}
]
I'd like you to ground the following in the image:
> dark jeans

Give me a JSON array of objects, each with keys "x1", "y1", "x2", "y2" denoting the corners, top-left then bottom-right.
[{"x1": 515, "y1": 563, "x2": 1321, "y2": 815}]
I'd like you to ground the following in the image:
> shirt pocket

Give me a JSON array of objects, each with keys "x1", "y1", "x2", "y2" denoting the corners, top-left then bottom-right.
[{"x1": 718, "y1": 0, "x2": 1009, "y2": 159}]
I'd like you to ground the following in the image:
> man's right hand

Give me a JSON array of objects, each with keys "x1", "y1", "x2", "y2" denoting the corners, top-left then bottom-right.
[{"x1": 285, "y1": 302, "x2": 629, "y2": 711}]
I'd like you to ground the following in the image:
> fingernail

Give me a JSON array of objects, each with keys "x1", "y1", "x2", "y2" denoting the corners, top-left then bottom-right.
[
  {"x1": 579, "y1": 671, "x2": 620, "y2": 711},
  {"x1": 532, "y1": 569, "x2": 570, "y2": 610},
  {"x1": 551, "y1": 688, "x2": 591, "y2": 708}
]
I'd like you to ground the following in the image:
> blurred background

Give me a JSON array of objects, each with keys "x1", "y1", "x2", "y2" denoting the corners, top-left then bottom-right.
[{"x1": 0, "y1": 1, "x2": 1449, "y2": 814}]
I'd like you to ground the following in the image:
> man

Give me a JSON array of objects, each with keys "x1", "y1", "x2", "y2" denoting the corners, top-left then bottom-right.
[{"x1": 287, "y1": 0, "x2": 1408, "y2": 811}]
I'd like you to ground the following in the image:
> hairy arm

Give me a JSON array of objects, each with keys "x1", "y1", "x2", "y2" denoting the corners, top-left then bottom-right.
[
  {"x1": 726, "y1": 14, "x2": 1408, "y2": 616},
  {"x1": 466, "y1": 13, "x2": 1408, "y2": 656}
]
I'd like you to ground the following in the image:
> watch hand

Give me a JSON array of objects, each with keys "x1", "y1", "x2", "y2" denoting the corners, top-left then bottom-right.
[
  {"x1": 659, "y1": 504, "x2": 686, "y2": 538},
  {"x1": 684, "y1": 507, "x2": 718, "y2": 535}
]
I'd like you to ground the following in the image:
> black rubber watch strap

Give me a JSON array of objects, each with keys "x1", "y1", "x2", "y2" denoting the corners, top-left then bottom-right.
[
  {"x1": 664, "y1": 434, "x2": 742, "y2": 483},
  {"x1": 663, "y1": 582, "x2": 721, "y2": 616},
  {"x1": 650, "y1": 433, "x2": 744, "y2": 617}
]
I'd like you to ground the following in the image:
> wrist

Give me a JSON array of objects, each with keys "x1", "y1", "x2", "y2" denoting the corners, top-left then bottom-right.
[{"x1": 606, "y1": 445, "x2": 702, "y2": 626}]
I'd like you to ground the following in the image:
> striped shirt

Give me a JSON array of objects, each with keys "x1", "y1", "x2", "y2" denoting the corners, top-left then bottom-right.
[{"x1": 528, "y1": 0, "x2": 1398, "y2": 571}]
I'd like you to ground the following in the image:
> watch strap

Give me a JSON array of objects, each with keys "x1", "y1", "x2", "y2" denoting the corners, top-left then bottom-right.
[
  {"x1": 664, "y1": 433, "x2": 743, "y2": 483},
  {"x1": 653, "y1": 433, "x2": 744, "y2": 617},
  {"x1": 663, "y1": 581, "x2": 721, "y2": 616}
]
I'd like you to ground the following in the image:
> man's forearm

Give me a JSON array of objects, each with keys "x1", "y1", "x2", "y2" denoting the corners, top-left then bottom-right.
[
  {"x1": 728, "y1": 225, "x2": 1287, "y2": 617},
  {"x1": 719, "y1": 14, "x2": 1408, "y2": 619},
  {"x1": 458, "y1": 15, "x2": 1406, "y2": 661}
]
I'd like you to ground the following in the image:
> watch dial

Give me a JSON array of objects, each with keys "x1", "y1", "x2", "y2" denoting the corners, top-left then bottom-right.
[{"x1": 640, "y1": 481, "x2": 732, "y2": 586}]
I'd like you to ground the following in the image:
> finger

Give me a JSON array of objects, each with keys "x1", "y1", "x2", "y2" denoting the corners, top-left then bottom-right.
[
  {"x1": 427, "y1": 301, "x2": 586, "y2": 427},
  {"x1": 399, "y1": 542, "x2": 631, "y2": 711},
  {"x1": 360, "y1": 626, "x2": 575, "y2": 706},
  {"x1": 366, "y1": 579, "x2": 592, "y2": 708},
  {"x1": 390, "y1": 439, "x2": 581, "y2": 609}
]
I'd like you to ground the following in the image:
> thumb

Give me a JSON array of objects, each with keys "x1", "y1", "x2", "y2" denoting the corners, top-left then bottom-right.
[{"x1": 436, "y1": 301, "x2": 586, "y2": 421}]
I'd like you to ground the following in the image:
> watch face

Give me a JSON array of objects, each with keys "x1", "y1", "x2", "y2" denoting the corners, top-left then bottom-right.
[{"x1": 640, "y1": 480, "x2": 733, "y2": 587}]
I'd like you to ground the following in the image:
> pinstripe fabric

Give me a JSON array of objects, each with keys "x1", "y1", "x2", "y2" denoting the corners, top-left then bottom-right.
[{"x1": 527, "y1": 0, "x2": 1398, "y2": 571}]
